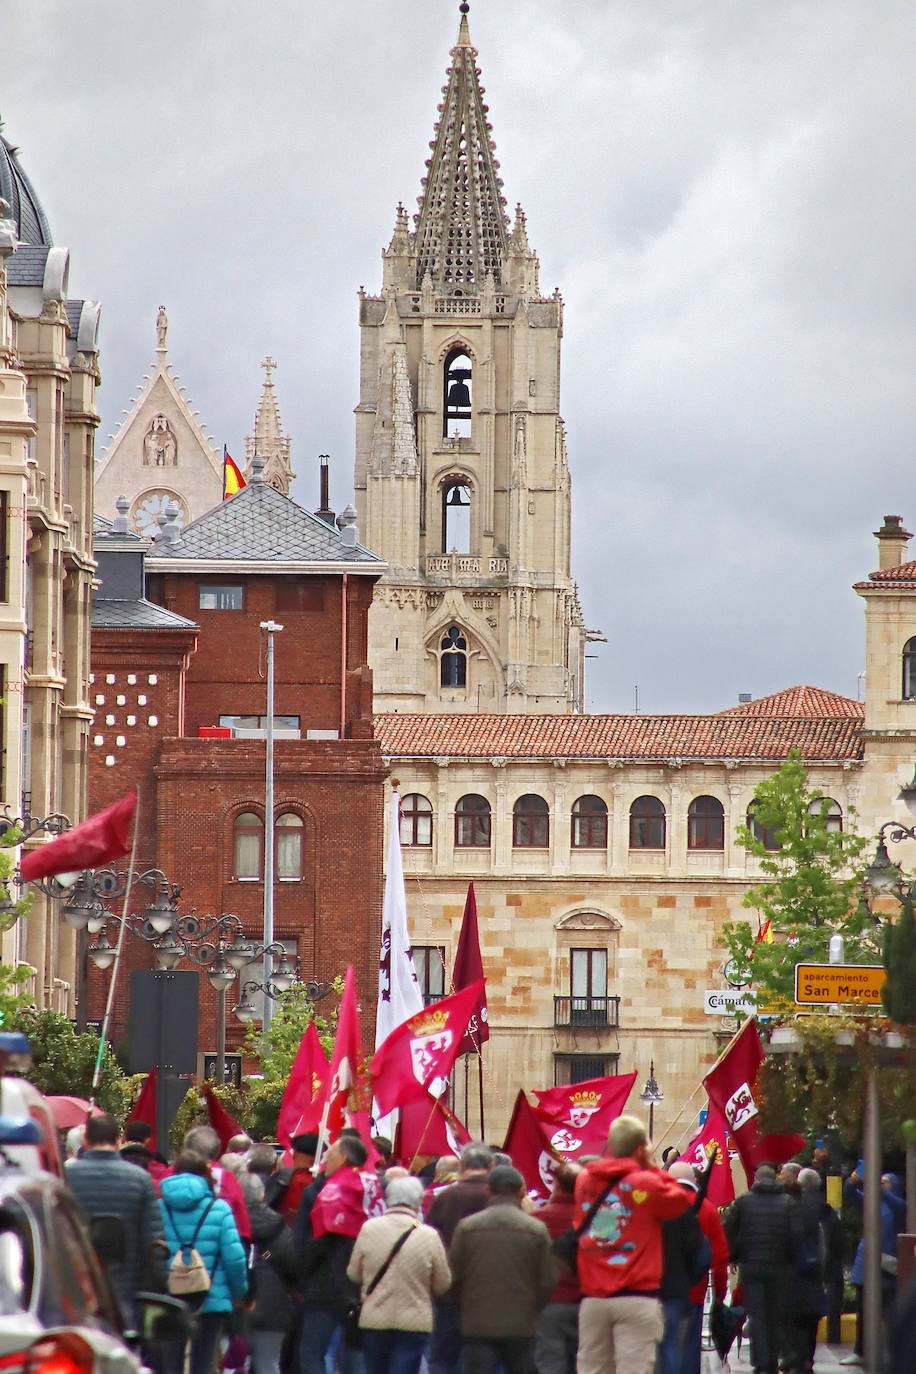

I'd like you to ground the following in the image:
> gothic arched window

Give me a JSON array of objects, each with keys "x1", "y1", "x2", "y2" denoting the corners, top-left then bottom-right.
[
  {"x1": 440, "y1": 626, "x2": 468, "y2": 688},
  {"x1": 513, "y1": 794, "x2": 549, "y2": 848},
  {"x1": 441, "y1": 479, "x2": 471, "y2": 553},
  {"x1": 443, "y1": 349, "x2": 472, "y2": 439},
  {"x1": 903, "y1": 638, "x2": 916, "y2": 699},
  {"x1": 571, "y1": 796, "x2": 608, "y2": 849},
  {"x1": 629, "y1": 796, "x2": 666, "y2": 850},
  {"x1": 455, "y1": 794, "x2": 491, "y2": 848},
  {"x1": 807, "y1": 797, "x2": 843, "y2": 835},
  {"x1": 687, "y1": 796, "x2": 725, "y2": 851}
]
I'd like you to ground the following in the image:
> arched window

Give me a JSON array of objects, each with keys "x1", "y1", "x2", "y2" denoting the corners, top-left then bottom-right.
[
  {"x1": 629, "y1": 796, "x2": 666, "y2": 850},
  {"x1": 455, "y1": 794, "x2": 491, "y2": 848},
  {"x1": 234, "y1": 811, "x2": 263, "y2": 879},
  {"x1": 400, "y1": 794, "x2": 433, "y2": 847},
  {"x1": 440, "y1": 626, "x2": 468, "y2": 688},
  {"x1": 275, "y1": 812, "x2": 303, "y2": 879},
  {"x1": 687, "y1": 796, "x2": 725, "y2": 851},
  {"x1": 807, "y1": 797, "x2": 843, "y2": 834},
  {"x1": 571, "y1": 796, "x2": 608, "y2": 849},
  {"x1": 443, "y1": 348, "x2": 472, "y2": 438},
  {"x1": 903, "y1": 638, "x2": 916, "y2": 699},
  {"x1": 747, "y1": 804, "x2": 781, "y2": 851},
  {"x1": 441, "y1": 478, "x2": 471, "y2": 553},
  {"x1": 513, "y1": 794, "x2": 549, "y2": 848}
]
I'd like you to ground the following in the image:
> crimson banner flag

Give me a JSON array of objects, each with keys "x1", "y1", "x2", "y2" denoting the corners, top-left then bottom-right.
[
  {"x1": 703, "y1": 1019, "x2": 804, "y2": 1180},
  {"x1": 277, "y1": 1022, "x2": 328, "y2": 1147},
  {"x1": 203, "y1": 1082, "x2": 243, "y2": 1153},
  {"x1": 682, "y1": 1106, "x2": 735, "y2": 1210},
  {"x1": 369, "y1": 979, "x2": 486, "y2": 1115},
  {"x1": 502, "y1": 1090, "x2": 561, "y2": 1199},
  {"x1": 125, "y1": 1066, "x2": 158, "y2": 1152},
  {"x1": 532, "y1": 1071, "x2": 638, "y2": 1158},
  {"x1": 316, "y1": 966, "x2": 365, "y2": 1151},
  {"x1": 453, "y1": 882, "x2": 489, "y2": 1055},
  {"x1": 311, "y1": 1164, "x2": 384, "y2": 1239},
  {"x1": 393, "y1": 1087, "x2": 471, "y2": 1160},
  {"x1": 20, "y1": 791, "x2": 137, "y2": 883}
]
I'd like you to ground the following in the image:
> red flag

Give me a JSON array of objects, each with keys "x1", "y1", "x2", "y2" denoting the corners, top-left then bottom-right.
[
  {"x1": 682, "y1": 1107, "x2": 735, "y2": 1210},
  {"x1": 19, "y1": 791, "x2": 137, "y2": 883},
  {"x1": 203, "y1": 1082, "x2": 243, "y2": 1153},
  {"x1": 369, "y1": 980, "x2": 486, "y2": 1115},
  {"x1": 125, "y1": 1067, "x2": 158, "y2": 1153},
  {"x1": 316, "y1": 965, "x2": 365, "y2": 1151},
  {"x1": 453, "y1": 882, "x2": 489, "y2": 1055},
  {"x1": 277, "y1": 1023, "x2": 328, "y2": 1147},
  {"x1": 703, "y1": 1019, "x2": 804, "y2": 1181},
  {"x1": 393, "y1": 1087, "x2": 471, "y2": 1160},
  {"x1": 502, "y1": 1090, "x2": 561, "y2": 1200},
  {"x1": 532, "y1": 1071, "x2": 638, "y2": 1159},
  {"x1": 310, "y1": 1165, "x2": 384, "y2": 1239}
]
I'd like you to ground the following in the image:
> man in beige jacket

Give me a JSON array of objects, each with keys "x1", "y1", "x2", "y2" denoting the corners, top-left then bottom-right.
[
  {"x1": 449, "y1": 1165, "x2": 557, "y2": 1374},
  {"x1": 347, "y1": 1175, "x2": 451, "y2": 1374}
]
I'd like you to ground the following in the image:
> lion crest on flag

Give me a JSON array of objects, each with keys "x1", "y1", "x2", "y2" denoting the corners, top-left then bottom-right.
[{"x1": 408, "y1": 1006, "x2": 454, "y2": 1085}]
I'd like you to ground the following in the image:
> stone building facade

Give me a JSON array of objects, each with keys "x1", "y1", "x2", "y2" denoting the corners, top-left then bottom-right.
[
  {"x1": 0, "y1": 132, "x2": 99, "y2": 1011},
  {"x1": 354, "y1": 10, "x2": 589, "y2": 715}
]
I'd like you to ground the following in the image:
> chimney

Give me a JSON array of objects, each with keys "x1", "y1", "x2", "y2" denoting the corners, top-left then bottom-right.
[
  {"x1": 875, "y1": 514, "x2": 912, "y2": 569},
  {"x1": 315, "y1": 454, "x2": 336, "y2": 526},
  {"x1": 336, "y1": 503, "x2": 359, "y2": 548}
]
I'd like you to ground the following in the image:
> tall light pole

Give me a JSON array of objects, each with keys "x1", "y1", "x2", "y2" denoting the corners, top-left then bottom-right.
[
  {"x1": 260, "y1": 620, "x2": 283, "y2": 1035},
  {"x1": 640, "y1": 1060, "x2": 664, "y2": 1142}
]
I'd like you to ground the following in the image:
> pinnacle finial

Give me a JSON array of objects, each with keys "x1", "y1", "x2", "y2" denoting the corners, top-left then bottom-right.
[
  {"x1": 261, "y1": 354, "x2": 276, "y2": 381},
  {"x1": 156, "y1": 306, "x2": 168, "y2": 354},
  {"x1": 457, "y1": 0, "x2": 470, "y2": 44}
]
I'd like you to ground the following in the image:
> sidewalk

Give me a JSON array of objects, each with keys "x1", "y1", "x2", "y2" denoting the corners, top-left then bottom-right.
[{"x1": 716, "y1": 1341, "x2": 856, "y2": 1372}]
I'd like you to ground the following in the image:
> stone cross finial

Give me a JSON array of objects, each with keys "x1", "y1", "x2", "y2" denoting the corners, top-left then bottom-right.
[
  {"x1": 261, "y1": 355, "x2": 276, "y2": 381},
  {"x1": 156, "y1": 306, "x2": 168, "y2": 352}
]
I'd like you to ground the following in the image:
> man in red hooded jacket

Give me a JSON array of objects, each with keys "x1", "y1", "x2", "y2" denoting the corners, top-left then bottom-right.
[{"x1": 574, "y1": 1114, "x2": 691, "y2": 1374}]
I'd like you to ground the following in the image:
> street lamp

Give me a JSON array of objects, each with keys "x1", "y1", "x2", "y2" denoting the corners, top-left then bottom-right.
[
  {"x1": 259, "y1": 619, "x2": 283, "y2": 1035},
  {"x1": 232, "y1": 974, "x2": 332, "y2": 1025},
  {"x1": 640, "y1": 1060, "x2": 664, "y2": 1141}
]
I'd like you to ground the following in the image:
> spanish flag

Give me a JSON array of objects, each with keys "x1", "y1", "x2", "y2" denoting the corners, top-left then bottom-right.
[{"x1": 223, "y1": 448, "x2": 246, "y2": 498}]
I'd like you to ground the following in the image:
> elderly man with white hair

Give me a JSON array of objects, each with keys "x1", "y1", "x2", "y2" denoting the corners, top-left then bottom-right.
[{"x1": 347, "y1": 1174, "x2": 451, "y2": 1374}]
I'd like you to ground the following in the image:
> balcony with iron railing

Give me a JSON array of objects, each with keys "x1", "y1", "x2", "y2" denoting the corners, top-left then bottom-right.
[{"x1": 553, "y1": 995, "x2": 620, "y2": 1030}]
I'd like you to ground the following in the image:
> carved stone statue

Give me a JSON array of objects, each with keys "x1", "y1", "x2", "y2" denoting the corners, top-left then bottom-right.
[
  {"x1": 143, "y1": 414, "x2": 177, "y2": 467},
  {"x1": 156, "y1": 306, "x2": 168, "y2": 350}
]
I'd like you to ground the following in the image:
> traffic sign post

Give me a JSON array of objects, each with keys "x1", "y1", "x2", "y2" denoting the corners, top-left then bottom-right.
[{"x1": 794, "y1": 963, "x2": 885, "y2": 1007}]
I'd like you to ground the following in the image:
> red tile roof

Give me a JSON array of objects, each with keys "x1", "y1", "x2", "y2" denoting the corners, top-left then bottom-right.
[
  {"x1": 716, "y1": 685, "x2": 863, "y2": 719},
  {"x1": 854, "y1": 560, "x2": 916, "y2": 588},
  {"x1": 375, "y1": 704, "x2": 862, "y2": 764}
]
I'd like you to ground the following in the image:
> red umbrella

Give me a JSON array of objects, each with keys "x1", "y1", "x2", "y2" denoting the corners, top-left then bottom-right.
[{"x1": 45, "y1": 1096, "x2": 103, "y2": 1130}]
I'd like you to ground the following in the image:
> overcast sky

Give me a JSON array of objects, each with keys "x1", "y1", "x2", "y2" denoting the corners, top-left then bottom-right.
[{"x1": 5, "y1": 0, "x2": 916, "y2": 713}]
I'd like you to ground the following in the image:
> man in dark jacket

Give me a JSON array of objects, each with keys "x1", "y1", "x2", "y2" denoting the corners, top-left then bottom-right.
[
  {"x1": 295, "y1": 1133, "x2": 369, "y2": 1374},
  {"x1": 533, "y1": 1163, "x2": 581, "y2": 1374},
  {"x1": 782, "y1": 1167, "x2": 841, "y2": 1374},
  {"x1": 449, "y1": 1165, "x2": 557, "y2": 1374},
  {"x1": 426, "y1": 1141, "x2": 494, "y2": 1374},
  {"x1": 67, "y1": 1112, "x2": 167, "y2": 1329},
  {"x1": 724, "y1": 1164, "x2": 797, "y2": 1374}
]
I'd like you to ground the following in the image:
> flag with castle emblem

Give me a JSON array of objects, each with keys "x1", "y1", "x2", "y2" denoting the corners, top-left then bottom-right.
[
  {"x1": 532, "y1": 1071, "x2": 638, "y2": 1158},
  {"x1": 682, "y1": 1107, "x2": 735, "y2": 1209},
  {"x1": 503, "y1": 1091, "x2": 563, "y2": 1199},
  {"x1": 369, "y1": 980, "x2": 485, "y2": 1115},
  {"x1": 277, "y1": 1022, "x2": 328, "y2": 1147},
  {"x1": 703, "y1": 1018, "x2": 805, "y2": 1180}
]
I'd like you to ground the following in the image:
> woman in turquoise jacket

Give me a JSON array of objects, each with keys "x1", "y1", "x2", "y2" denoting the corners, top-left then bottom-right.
[{"x1": 160, "y1": 1150, "x2": 249, "y2": 1374}]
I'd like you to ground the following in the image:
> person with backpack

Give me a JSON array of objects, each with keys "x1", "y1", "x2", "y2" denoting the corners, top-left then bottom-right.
[
  {"x1": 656, "y1": 1162, "x2": 713, "y2": 1374},
  {"x1": 240, "y1": 1171, "x2": 299, "y2": 1374},
  {"x1": 159, "y1": 1149, "x2": 249, "y2": 1374},
  {"x1": 782, "y1": 1167, "x2": 841, "y2": 1374},
  {"x1": 723, "y1": 1164, "x2": 797, "y2": 1374}
]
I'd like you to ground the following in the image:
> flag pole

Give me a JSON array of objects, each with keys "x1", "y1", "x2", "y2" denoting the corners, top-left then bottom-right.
[
  {"x1": 477, "y1": 1050, "x2": 485, "y2": 1140},
  {"x1": 463, "y1": 1052, "x2": 470, "y2": 1129},
  {"x1": 90, "y1": 786, "x2": 141, "y2": 1098},
  {"x1": 651, "y1": 1017, "x2": 754, "y2": 1154}
]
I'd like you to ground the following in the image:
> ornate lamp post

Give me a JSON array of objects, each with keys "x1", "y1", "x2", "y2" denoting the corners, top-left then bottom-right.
[
  {"x1": 233, "y1": 974, "x2": 333, "y2": 1025},
  {"x1": 640, "y1": 1060, "x2": 664, "y2": 1141}
]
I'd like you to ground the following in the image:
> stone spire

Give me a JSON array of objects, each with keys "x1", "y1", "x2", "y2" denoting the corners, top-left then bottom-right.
[
  {"x1": 413, "y1": 3, "x2": 509, "y2": 290},
  {"x1": 245, "y1": 355, "x2": 293, "y2": 495}
]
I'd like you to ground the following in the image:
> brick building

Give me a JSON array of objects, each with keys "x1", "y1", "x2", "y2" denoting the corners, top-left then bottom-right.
[{"x1": 88, "y1": 461, "x2": 387, "y2": 1056}]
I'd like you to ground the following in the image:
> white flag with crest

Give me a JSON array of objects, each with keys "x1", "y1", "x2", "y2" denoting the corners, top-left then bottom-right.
[{"x1": 374, "y1": 791, "x2": 424, "y2": 1135}]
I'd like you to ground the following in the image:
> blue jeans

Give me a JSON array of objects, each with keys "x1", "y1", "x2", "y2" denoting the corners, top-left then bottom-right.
[
  {"x1": 658, "y1": 1297, "x2": 690, "y2": 1374},
  {"x1": 361, "y1": 1330, "x2": 428, "y2": 1374},
  {"x1": 299, "y1": 1305, "x2": 365, "y2": 1374}
]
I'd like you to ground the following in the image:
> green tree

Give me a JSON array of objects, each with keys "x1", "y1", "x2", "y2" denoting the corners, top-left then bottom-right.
[
  {"x1": 248, "y1": 977, "x2": 343, "y2": 1083},
  {"x1": 6, "y1": 1007, "x2": 129, "y2": 1117},
  {"x1": 722, "y1": 750, "x2": 876, "y2": 1008},
  {"x1": 882, "y1": 894, "x2": 916, "y2": 1023}
]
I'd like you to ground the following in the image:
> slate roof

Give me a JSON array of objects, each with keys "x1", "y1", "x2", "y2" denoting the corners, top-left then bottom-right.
[
  {"x1": 91, "y1": 599, "x2": 198, "y2": 631},
  {"x1": 715, "y1": 685, "x2": 863, "y2": 719},
  {"x1": 854, "y1": 560, "x2": 916, "y2": 588},
  {"x1": 146, "y1": 480, "x2": 384, "y2": 566},
  {"x1": 376, "y1": 689, "x2": 864, "y2": 764},
  {"x1": 7, "y1": 243, "x2": 49, "y2": 287},
  {"x1": 0, "y1": 135, "x2": 51, "y2": 246}
]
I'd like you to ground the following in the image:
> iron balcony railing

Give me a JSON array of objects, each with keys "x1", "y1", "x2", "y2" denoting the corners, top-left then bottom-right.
[{"x1": 554, "y1": 995, "x2": 620, "y2": 1029}]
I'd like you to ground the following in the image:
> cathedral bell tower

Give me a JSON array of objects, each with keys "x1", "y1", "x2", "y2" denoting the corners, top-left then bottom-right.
[{"x1": 354, "y1": 3, "x2": 585, "y2": 713}]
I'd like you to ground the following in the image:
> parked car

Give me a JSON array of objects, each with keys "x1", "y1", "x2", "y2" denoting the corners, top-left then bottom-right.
[{"x1": 0, "y1": 1034, "x2": 62, "y2": 1177}]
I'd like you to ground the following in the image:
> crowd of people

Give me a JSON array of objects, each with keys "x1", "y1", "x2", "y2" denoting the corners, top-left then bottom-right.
[{"x1": 61, "y1": 1111, "x2": 916, "y2": 1374}]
